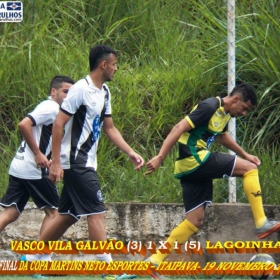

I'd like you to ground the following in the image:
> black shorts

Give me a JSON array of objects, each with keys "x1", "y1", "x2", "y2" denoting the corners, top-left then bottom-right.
[
  {"x1": 180, "y1": 152, "x2": 236, "y2": 213},
  {"x1": 0, "y1": 175, "x2": 59, "y2": 213},
  {"x1": 59, "y1": 167, "x2": 106, "y2": 219}
]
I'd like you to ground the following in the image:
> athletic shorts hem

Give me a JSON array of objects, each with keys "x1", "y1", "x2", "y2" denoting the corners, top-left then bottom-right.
[
  {"x1": 58, "y1": 212, "x2": 80, "y2": 220},
  {"x1": 0, "y1": 202, "x2": 21, "y2": 214},
  {"x1": 185, "y1": 200, "x2": 212, "y2": 214},
  {"x1": 229, "y1": 156, "x2": 237, "y2": 177},
  {"x1": 77, "y1": 211, "x2": 106, "y2": 217},
  {"x1": 39, "y1": 205, "x2": 58, "y2": 210},
  {"x1": 58, "y1": 210, "x2": 106, "y2": 220}
]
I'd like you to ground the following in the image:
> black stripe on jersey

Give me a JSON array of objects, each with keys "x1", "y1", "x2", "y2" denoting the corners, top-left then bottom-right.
[
  {"x1": 27, "y1": 114, "x2": 36, "y2": 126},
  {"x1": 60, "y1": 107, "x2": 73, "y2": 116},
  {"x1": 70, "y1": 105, "x2": 90, "y2": 166},
  {"x1": 100, "y1": 86, "x2": 109, "y2": 123},
  {"x1": 70, "y1": 91, "x2": 109, "y2": 167},
  {"x1": 188, "y1": 98, "x2": 220, "y2": 128},
  {"x1": 39, "y1": 124, "x2": 53, "y2": 177}
]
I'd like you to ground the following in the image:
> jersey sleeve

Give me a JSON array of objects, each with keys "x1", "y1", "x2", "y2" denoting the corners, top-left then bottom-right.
[
  {"x1": 27, "y1": 100, "x2": 58, "y2": 126},
  {"x1": 185, "y1": 98, "x2": 218, "y2": 128},
  {"x1": 103, "y1": 84, "x2": 112, "y2": 117},
  {"x1": 60, "y1": 84, "x2": 84, "y2": 116},
  {"x1": 221, "y1": 122, "x2": 228, "y2": 133}
]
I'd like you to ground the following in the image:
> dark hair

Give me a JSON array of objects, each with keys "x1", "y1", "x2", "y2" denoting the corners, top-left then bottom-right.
[
  {"x1": 89, "y1": 45, "x2": 117, "y2": 71},
  {"x1": 229, "y1": 83, "x2": 257, "y2": 105},
  {"x1": 49, "y1": 75, "x2": 75, "y2": 95}
]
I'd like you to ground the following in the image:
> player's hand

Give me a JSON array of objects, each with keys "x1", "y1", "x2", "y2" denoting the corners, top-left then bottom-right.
[
  {"x1": 49, "y1": 162, "x2": 64, "y2": 183},
  {"x1": 145, "y1": 155, "x2": 163, "y2": 175},
  {"x1": 127, "y1": 151, "x2": 145, "y2": 170},
  {"x1": 243, "y1": 153, "x2": 261, "y2": 166},
  {"x1": 35, "y1": 152, "x2": 50, "y2": 169}
]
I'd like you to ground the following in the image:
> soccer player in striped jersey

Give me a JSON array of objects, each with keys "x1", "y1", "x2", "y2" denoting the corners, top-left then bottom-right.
[
  {"x1": 35, "y1": 45, "x2": 143, "y2": 279},
  {"x1": 145, "y1": 84, "x2": 280, "y2": 278},
  {"x1": 0, "y1": 75, "x2": 74, "y2": 236}
]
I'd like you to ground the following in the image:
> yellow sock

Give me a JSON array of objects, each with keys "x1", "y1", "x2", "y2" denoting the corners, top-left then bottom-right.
[
  {"x1": 243, "y1": 169, "x2": 266, "y2": 228},
  {"x1": 150, "y1": 219, "x2": 198, "y2": 265}
]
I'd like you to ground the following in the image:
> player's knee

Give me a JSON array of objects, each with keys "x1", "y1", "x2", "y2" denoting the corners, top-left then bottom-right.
[
  {"x1": 247, "y1": 162, "x2": 258, "y2": 171},
  {"x1": 187, "y1": 217, "x2": 204, "y2": 228},
  {"x1": 193, "y1": 218, "x2": 204, "y2": 228},
  {"x1": 8, "y1": 212, "x2": 20, "y2": 223},
  {"x1": 2, "y1": 208, "x2": 20, "y2": 223},
  {"x1": 43, "y1": 208, "x2": 58, "y2": 219}
]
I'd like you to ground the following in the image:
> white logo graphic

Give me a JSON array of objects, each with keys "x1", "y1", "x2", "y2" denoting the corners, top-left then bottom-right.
[
  {"x1": 0, "y1": 2, "x2": 23, "y2": 22},
  {"x1": 97, "y1": 190, "x2": 103, "y2": 202}
]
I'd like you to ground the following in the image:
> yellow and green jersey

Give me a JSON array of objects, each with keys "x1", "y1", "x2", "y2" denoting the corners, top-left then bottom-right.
[{"x1": 174, "y1": 96, "x2": 231, "y2": 179}]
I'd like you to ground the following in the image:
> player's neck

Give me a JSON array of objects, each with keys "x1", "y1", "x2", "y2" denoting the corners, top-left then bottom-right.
[{"x1": 89, "y1": 72, "x2": 104, "y2": 90}]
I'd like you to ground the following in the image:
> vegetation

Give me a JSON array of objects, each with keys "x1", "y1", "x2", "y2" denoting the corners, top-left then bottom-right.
[{"x1": 0, "y1": 0, "x2": 280, "y2": 204}]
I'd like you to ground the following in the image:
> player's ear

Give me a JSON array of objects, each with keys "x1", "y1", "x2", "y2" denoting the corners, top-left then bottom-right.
[
  {"x1": 233, "y1": 94, "x2": 240, "y2": 103},
  {"x1": 100, "y1": 60, "x2": 107, "y2": 69},
  {"x1": 50, "y1": 88, "x2": 57, "y2": 98}
]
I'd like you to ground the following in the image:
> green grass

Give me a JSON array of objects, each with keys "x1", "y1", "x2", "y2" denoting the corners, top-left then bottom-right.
[{"x1": 1, "y1": 0, "x2": 280, "y2": 204}]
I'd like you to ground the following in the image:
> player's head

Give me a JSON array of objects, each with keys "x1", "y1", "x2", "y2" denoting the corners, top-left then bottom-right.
[
  {"x1": 230, "y1": 83, "x2": 257, "y2": 105},
  {"x1": 227, "y1": 84, "x2": 257, "y2": 117},
  {"x1": 49, "y1": 75, "x2": 74, "y2": 105},
  {"x1": 89, "y1": 45, "x2": 118, "y2": 81}
]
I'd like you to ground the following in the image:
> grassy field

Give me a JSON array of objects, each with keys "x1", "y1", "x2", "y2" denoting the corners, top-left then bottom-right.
[{"x1": 1, "y1": 0, "x2": 280, "y2": 204}]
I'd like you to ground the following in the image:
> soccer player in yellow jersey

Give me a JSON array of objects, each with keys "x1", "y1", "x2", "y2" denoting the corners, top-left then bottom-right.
[{"x1": 145, "y1": 84, "x2": 280, "y2": 278}]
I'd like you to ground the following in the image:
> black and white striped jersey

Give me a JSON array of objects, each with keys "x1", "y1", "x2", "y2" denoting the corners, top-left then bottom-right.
[
  {"x1": 9, "y1": 97, "x2": 59, "y2": 179},
  {"x1": 60, "y1": 75, "x2": 111, "y2": 170}
]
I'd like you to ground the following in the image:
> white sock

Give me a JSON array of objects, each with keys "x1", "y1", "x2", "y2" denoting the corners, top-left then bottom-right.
[
  {"x1": 39, "y1": 254, "x2": 52, "y2": 261},
  {"x1": 96, "y1": 253, "x2": 113, "y2": 263},
  {"x1": 25, "y1": 254, "x2": 41, "y2": 262}
]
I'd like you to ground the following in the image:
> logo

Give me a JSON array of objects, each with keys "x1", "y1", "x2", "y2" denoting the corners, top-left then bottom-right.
[
  {"x1": 251, "y1": 191, "x2": 262, "y2": 197},
  {"x1": 96, "y1": 190, "x2": 103, "y2": 202},
  {"x1": 0, "y1": 2, "x2": 23, "y2": 22},
  {"x1": 92, "y1": 114, "x2": 102, "y2": 142}
]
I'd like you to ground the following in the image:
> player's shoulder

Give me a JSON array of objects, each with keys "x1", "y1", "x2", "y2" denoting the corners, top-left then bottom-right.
[
  {"x1": 102, "y1": 83, "x2": 110, "y2": 92},
  {"x1": 198, "y1": 96, "x2": 222, "y2": 110},
  {"x1": 34, "y1": 97, "x2": 58, "y2": 110},
  {"x1": 70, "y1": 78, "x2": 87, "y2": 90}
]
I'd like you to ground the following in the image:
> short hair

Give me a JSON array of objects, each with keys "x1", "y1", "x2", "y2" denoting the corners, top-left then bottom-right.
[
  {"x1": 229, "y1": 83, "x2": 257, "y2": 105},
  {"x1": 49, "y1": 75, "x2": 75, "y2": 95},
  {"x1": 89, "y1": 45, "x2": 117, "y2": 71}
]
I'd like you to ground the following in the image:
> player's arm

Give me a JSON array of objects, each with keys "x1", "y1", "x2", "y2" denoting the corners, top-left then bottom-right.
[
  {"x1": 145, "y1": 118, "x2": 192, "y2": 175},
  {"x1": 49, "y1": 111, "x2": 71, "y2": 183},
  {"x1": 18, "y1": 117, "x2": 49, "y2": 169},
  {"x1": 216, "y1": 132, "x2": 261, "y2": 165},
  {"x1": 103, "y1": 117, "x2": 144, "y2": 170}
]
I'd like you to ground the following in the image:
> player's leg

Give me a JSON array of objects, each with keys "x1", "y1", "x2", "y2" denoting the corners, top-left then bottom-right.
[
  {"x1": 87, "y1": 212, "x2": 107, "y2": 240},
  {"x1": 39, "y1": 213, "x2": 77, "y2": 241},
  {"x1": 39, "y1": 207, "x2": 58, "y2": 237},
  {"x1": 87, "y1": 213, "x2": 114, "y2": 263},
  {"x1": 0, "y1": 205, "x2": 20, "y2": 231},
  {"x1": 149, "y1": 208, "x2": 203, "y2": 267},
  {"x1": 24, "y1": 178, "x2": 77, "y2": 263},
  {"x1": 23, "y1": 178, "x2": 61, "y2": 238},
  {"x1": 232, "y1": 157, "x2": 266, "y2": 227},
  {"x1": 66, "y1": 167, "x2": 114, "y2": 264},
  {"x1": 0, "y1": 175, "x2": 29, "y2": 232},
  {"x1": 147, "y1": 152, "x2": 234, "y2": 273},
  {"x1": 62, "y1": 167, "x2": 134, "y2": 279},
  {"x1": 23, "y1": 213, "x2": 77, "y2": 263},
  {"x1": 149, "y1": 179, "x2": 210, "y2": 267},
  {"x1": 39, "y1": 176, "x2": 79, "y2": 241},
  {"x1": 232, "y1": 157, "x2": 280, "y2": 238}
]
